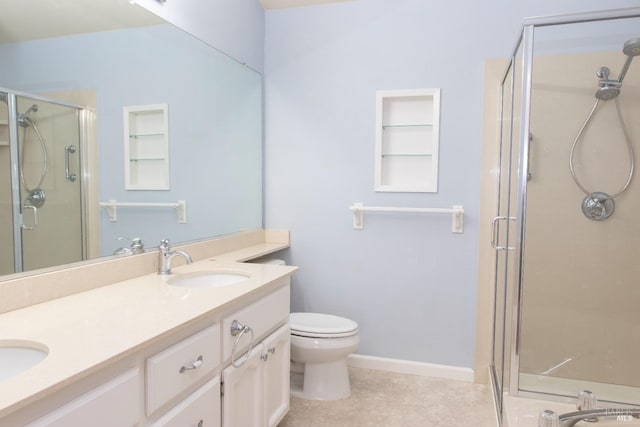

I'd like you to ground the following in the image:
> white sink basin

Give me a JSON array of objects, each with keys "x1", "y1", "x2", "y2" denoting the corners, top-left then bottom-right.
[
  {"x1": 167, "y1": 271, "x2": 249, "y2": 289},
  {"x1": 0, "y1": 340, "x2": 48, "y2": 381}
]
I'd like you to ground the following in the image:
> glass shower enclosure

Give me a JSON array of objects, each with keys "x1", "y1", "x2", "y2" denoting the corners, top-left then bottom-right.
[
  {"x1": 491, "y1": 7, "x2": 640, "y2": 424},
  {"x1": 0, "y1": 90, "x2": 89, "y2": 275}
]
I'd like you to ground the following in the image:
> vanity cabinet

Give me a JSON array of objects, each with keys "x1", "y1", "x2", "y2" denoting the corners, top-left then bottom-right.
[
  {"x1": 221, "y1": 284, "x2": 291, "y2": 427},
  {"x1": 146, "y1": 323, "x2": 221, "y2": 416},
  {"x1": 150, "y1": 377, "x2": 220, "y2": 427},
  {"x1": 222, "y1": 324, "x2": 290, "y2": 427},
  {"x1": 27, "y1": 369, "x2": 140, "y2": 427},
  {"x1": 262, "y1": 324, "x2": 291, "y2": 427},
  {"x1": 2, "y1": 278, "x2": 292, "y2": 427}
]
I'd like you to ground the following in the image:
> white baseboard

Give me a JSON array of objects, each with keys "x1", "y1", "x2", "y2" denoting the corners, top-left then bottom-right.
[{"x1": 347, "y1": 353, "x2": 474, "y2": 383}]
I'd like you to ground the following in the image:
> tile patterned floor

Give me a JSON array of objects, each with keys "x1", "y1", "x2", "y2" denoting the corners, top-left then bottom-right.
[{"x1": 279, "y1": 367, "x2": 495, "y2": 427}]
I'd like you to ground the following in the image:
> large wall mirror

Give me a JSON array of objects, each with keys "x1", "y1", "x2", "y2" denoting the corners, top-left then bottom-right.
[{"x1": 0, "y1": 0, "x2": 263, "y2": 279}]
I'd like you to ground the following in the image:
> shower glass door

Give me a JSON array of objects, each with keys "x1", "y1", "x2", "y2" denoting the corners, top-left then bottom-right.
[
  {"x1": 491, "y1": 35, "x2": 525, "y2": 423},
  {"x1": 16, "y1": 95, "x2": 83, "y2": 272},
  {"x1": 517, "y1": 15, "x2": 640, "y2": 405}
]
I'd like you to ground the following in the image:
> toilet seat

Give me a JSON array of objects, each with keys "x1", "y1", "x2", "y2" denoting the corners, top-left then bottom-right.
[{"x1": 290, "y1": 312, "x2": 358, "y2": 338}]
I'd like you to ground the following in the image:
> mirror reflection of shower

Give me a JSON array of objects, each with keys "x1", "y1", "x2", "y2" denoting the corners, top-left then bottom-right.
[
  {"x1": 569, "y1": 37, "x2": 639, "y2": 221},
  {"x1": 18, "y1": 103, "x2": 48, "y2": 208},
  {"x1": 1, "y1": 89, "x2": 87, "y2": 274}
]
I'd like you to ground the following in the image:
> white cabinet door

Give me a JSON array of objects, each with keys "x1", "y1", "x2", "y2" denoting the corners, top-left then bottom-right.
[
  {"x1": 262, "y1": 324, "x2": 290, "y2": 427},
  {"x1": 222, "y1": 344, "x2": 265, "y2": 427}
]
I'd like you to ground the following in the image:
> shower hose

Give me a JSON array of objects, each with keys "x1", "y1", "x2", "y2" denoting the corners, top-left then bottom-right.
[
  {"x1": 20, "y1": 120, "x2": 48, "y2": 193},
  {"x1": 569, "y1": 97, "x2": 635, "y2": 201}
]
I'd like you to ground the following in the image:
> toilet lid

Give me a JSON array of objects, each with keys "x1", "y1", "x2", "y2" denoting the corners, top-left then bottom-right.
[{"x1": 290, "y1": 312, "x2": 358, "y2": 338}]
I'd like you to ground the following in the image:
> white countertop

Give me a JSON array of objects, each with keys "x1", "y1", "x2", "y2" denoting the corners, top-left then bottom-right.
[{"x1": 0, "y1": 257, "x2": 297, "y2": 418}]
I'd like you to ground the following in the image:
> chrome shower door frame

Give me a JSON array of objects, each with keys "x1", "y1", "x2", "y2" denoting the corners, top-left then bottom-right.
[{"x1": 500, "y1": 6, "x2": 640, "y2": 406}]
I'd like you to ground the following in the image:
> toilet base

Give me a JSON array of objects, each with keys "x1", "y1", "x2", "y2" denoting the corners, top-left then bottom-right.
[{"x1": 289, "y1": 359, "x2": 352, "y2": 400}]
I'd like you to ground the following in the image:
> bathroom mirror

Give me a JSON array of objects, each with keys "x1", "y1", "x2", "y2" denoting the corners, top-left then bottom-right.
[{"x1": 0, "y1": 0, "x2": 263, "y2": 278}]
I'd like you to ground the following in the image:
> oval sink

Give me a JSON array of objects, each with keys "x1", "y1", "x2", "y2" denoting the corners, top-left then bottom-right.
[
  {"x1": 167, "y1": 271, "x2": 249, "y2": 289},
  {"x1": 0, "y1": 340, "x2": 48, "y2": 381}
]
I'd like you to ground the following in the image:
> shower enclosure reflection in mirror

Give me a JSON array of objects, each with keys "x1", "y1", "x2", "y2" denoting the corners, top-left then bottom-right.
[{"x1": 0, "y1": 91, "x2": 90, "y2": 275}]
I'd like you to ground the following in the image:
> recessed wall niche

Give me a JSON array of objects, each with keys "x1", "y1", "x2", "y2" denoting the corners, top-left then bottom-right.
[{"x1": 375, "y1": 89, "x2": 441, "y2": 192}]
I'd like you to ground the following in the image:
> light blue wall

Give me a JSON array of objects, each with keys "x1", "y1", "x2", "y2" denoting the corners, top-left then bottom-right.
[
  {"x1": 262, "y1": 0, "x2": 635, "y2": 368},
  {"x1": 137, "y1": 0, "x2": 265, "y2": 72}
]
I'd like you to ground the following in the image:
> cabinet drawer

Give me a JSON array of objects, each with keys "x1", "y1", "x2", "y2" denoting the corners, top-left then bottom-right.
[
  {"x1": 222, "y1": 284, "x2": 290, "y2": 362},
  {"x1": 28, "y1": 368, "x2": 140, "y2": 427},
  {"x1": 147, "y1": 323, "x2": 221, "y2": 415},
  {"x1": 150, "y1": 377, "x2": 220, "y2": 427}
]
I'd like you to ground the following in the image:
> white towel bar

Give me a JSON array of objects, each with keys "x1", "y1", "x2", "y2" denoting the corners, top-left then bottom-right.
[
  {"x1": 99, "y1": 200, "x2": 187, "y2": 223},
  {"x1": 349, "y1": 203, "x2": 464, "y2": 233}
]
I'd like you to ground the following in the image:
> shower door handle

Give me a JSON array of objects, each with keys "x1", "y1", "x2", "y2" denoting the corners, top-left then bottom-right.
[
  {"x1": 491, "y1": 216, "x2": 516, "y2": 250},
  {"x1": 65, "y1": 145, "x2": 77, "y2": 182},
  {"x1": 21, "y1": 205, "x2": 38, "y2": 230}
]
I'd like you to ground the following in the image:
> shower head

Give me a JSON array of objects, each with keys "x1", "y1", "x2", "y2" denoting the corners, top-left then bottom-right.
[
  {"x1": 623, "y1": 37, "x2": 640, "y2": 57},
  {"x1": 618, "y1": 37, "x2": 640, "y2": 83},
  {"x1": 595, "y1": 85, "x2": 620, "y2": 100},
  {"x1": 18, "y1": 104, "x2": 38, "y2": 128}
]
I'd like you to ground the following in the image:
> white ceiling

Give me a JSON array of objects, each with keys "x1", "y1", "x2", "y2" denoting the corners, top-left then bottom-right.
[
  {"x1": 0, "y1": 0, "x2": 163, "y2": 44},
  {"x1": 0, "y1": 0, "x2": 357, "y2": 45},
  {"x1": 259, "y1": 0, "x2": 357, "y2": 9}
]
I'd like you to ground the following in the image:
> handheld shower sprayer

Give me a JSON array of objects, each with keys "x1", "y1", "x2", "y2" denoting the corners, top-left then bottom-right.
[
  {"x1": 17, "y1": 104, "x2": 38, "y2": 128},
  {"x1": 617, "y1": 37, "x2": 640, "y2": 84},
  {"x1": 594, "y1": 37, "x2": 640, "y2": 101}
]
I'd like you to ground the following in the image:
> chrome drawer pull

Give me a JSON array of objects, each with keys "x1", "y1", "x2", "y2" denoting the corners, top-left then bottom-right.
[
  {"x1": 268, "y1": 346, "x2": 276, "y2": 354},
  {"x1": 197, "y1": 420, "x2": 203, "y2": 427},
  {"x1": 179, "y1": 355, "x2": 203, "y2": 373}
]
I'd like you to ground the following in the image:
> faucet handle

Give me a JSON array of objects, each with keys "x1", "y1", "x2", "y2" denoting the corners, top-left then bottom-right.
[
  {"x1": 159, "y1": 239, "x2": 170, "y2": 249},
  {"x1": 577, "y1": 390, "x2": 597, "y2": 411},
  {"x1": 118, "y1": 237, "x2": 145, "y2": 253},
  {"x1": 537, "y1": 410, "x2": 560, "y2": 427}
]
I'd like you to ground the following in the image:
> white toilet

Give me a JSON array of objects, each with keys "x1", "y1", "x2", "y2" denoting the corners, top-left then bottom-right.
[
  {"x1": 254, "y1": 259, "x2": 359, "y2": 400},
  {"x1": 289, "y1": 312, "x2": 359, "y2": 400}
]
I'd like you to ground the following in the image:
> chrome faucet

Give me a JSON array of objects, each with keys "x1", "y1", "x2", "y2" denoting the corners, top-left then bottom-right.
[
  {"x1": 157, "y1": 239, "x2": 192, "y2": 275},
  {"x1": 557, "y1": 408, "x2": 640, "y2": 427}
]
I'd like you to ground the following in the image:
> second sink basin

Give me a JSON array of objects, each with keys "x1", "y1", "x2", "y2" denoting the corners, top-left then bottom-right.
[
  {"x1": 0, "y1": 340, "x2": 48, "y2": 381},
  {"x1": 167, "y1": 271, "x2": 249, "y2": 289}
]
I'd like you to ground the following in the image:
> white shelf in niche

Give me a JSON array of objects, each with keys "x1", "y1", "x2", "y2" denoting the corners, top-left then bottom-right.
[
  {"x1": 375, "y1": 89, "x2": 440, "y2": 192},
  {"x1": 123, "y1": 104, "x2": 169, "y2": 190}
]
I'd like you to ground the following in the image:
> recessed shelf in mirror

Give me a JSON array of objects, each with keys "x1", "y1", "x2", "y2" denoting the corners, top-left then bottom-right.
[{"x1": 124, "y1": 104, "x2": 170, "y2": 191}]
